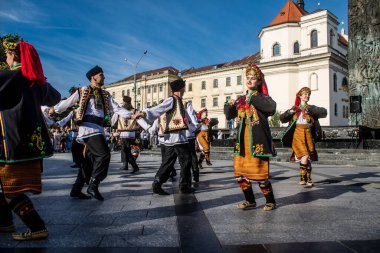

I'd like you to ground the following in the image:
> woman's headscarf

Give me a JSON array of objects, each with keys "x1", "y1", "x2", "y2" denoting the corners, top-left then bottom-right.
[
  {"x1": 3, "y1": 40, "x2": 45, "y2": 85},
  {"x1": 245, "y1": 63, "x2": 269, "y2": 96},
  {"x1": 294, "y1": 87, "x2": 311, "y2": 106}
]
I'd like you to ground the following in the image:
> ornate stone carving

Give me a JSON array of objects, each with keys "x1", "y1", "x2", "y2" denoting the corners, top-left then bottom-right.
[{"x1": 348, "y1": 0, "x2": 380, "y2": 128}]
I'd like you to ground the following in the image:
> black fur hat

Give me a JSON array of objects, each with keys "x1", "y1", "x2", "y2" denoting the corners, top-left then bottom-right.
[
  {"x1": 170, "y1": 78, "x2": 186, "y2": 92},
  {"x1": 86, "y1": 65, "x2": 103, "y2": 81}
]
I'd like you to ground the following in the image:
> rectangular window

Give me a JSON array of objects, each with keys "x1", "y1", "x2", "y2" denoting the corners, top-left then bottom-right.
[
  {"x1": 342, "y1": 105, "x2": 346, "y2": 118},
  {"x1": 237, "y1": 75, "x2": 242, "y2": 85},
  {"x1": 147, "y1": 87, "x2": 151, "y2": 93},
  {"x1": 213, "y1": 97, "x2": 218, "y2": 107},
  {"x1": 122, "y1": 90, "x2": 125, "y2": 96},
  {"x1": 147, "y1": 102, "x2": 151, "y2": 107},
  {"x1": 226, "y1": 96, "x2": 231, "y2": 102},
  {"x1": 188, "y1": 83, "x2": 193, "y2": 92},
  {"x1": 226, "y1": 77, "x2": 231, "y2": 86},
  {"x1": 127, "y1": 89, "x2": 130, "y2": 96},
  {"x1": 213, "y1": 79, "x2": 218, "y2": 88},
  {"x1": 159, "y1": 84, "x2": 163, "y2": 92},
  {"x1": 112, "y1": 92, "x2": 115, "y2": 98},
  {"x1": 201, "y1": 81, "x2": 206, "y2": 90},
  {"x1": 334, "y1": 103, "x2": 338, "y2": 116},
  {"x1": 153, "y1": 85, "x2": 157, "y2": 93},
  {"x1": 201, "y1": 98, "x2": 206, "y2": 108},
  {"x1": 137, "y1": 88, "x2": 141, "y2": 95}
]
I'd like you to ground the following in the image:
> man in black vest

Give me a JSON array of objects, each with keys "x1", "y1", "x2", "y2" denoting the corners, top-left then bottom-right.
[
  {"x1": 140, "y1": 79, "x2": 197, "y2": 195},
  {"x1": 54, "y1": 66, "x2": 134, "y2": 200}
]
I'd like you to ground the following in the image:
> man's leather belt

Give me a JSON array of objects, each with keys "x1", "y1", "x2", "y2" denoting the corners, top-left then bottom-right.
[{"x1": 82, "y1": 115, "x2": 104, "y2": 126}]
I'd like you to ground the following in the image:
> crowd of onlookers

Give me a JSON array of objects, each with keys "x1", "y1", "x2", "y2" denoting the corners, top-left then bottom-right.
[
  {"x1": 50, "y1": 127, "x2": 75, "y2": 153},
  {"x1": 49, "y1": 126, "x2": 157, "y2": 154},
  {"x1": 49, "y1": 126, "x2": 228, "y2": 154},
  {"x1": 107, "y1": 129, "x2": 155, "y2": 152}
]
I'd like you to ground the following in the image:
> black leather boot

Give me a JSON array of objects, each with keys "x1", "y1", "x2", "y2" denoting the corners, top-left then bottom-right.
[
  {"x1": 87, "y1": 179, "x2": 104, "y2": 201},
  {"x1": 193, "y1": 170, "x2": 199, "y2": 183},
  {"x1": 70, "y1": 183, "x2": 91, "y2": 199},
  {"x1": 152, "y1": 181, "x2": 169, "y2": 195},
  {"x1": 119, "y1": 162, "x2": 128, "y2": 170},
  {"x1": 198, "y1": 154, "x2": 204, "y2": 169},
  {"x1": 130, "y1": 162, "x2": 139, "y2": 174}
]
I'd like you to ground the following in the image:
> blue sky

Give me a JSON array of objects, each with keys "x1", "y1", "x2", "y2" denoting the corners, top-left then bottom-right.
[{"x1": 1, "y1": 0, "x2": 348, "y2": 97}]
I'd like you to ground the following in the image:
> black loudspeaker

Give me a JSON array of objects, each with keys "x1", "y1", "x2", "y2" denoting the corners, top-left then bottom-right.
[{"x1": 350, "y1": 95, "x2": 362, "y2": 113}]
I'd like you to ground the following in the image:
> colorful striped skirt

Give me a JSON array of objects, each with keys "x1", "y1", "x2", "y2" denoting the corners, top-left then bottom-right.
[
  {"x1": 233, "y1": 124, "x2": 269, "y2": 181},
  {"x1": 291, "y1": 124, "x2": 315, "y2": 161},
  {"x1": 0, "y1": 160, "x2": 42, "y2": 196},
  {"x1": 197, "y1": 130, "x2": 210, "y2": 152}
]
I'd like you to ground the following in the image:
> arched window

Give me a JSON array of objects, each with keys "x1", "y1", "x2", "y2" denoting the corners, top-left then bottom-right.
[
  {"x1": 341, "y1": 77, "x2": 348, "y2": 91},
  {"x1": 333, "y1": 73, "x2": 337, "y2": 92},
  {"x1": 273, "y1": 43, "x2": 280, "y2": 56},
  {"x1": 311, "y1": 30, "x2": 318, "y2": 48},
  {"x1": 294, "y1": 41, "x2": 300, "y2": 54},
  {"x1": 329, "y1": 29, "x2": 335, "y2": 46},
  {"x1": 310, "y1": 73, "x2": 318, "y2": 90}
]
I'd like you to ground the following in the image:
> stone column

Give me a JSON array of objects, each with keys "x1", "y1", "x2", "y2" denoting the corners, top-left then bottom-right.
[{"x1": 348, "y1": 0, "x2": 380, "y2": 128}]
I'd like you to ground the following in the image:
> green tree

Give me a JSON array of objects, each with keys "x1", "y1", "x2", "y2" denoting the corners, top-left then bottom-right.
[{"x1": 269, "y1": 111, "x2": 281, "y2": 127}]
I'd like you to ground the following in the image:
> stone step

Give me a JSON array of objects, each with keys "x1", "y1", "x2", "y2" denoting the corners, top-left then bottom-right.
[{"x1": 144, "y1": 147, "x2": 380, "y2": 166}]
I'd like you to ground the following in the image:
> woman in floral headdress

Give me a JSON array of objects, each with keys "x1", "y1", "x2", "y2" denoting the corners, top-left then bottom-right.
[
  {"x1": 280, "y1": 87, "x2": 327, "y2": 188},
  {"x1": 196, "y1": 108, "x2": 212, "y2": 168},
  {"x1": 224, "y1": 64, "x2": 277, "y2": 211},
  {"x1": 0, "y1": 39, "x2": 61, "y2": 240}
]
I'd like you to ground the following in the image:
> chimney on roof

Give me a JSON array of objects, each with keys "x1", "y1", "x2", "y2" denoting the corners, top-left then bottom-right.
[{"x1": 296, "y1": 0, "x2": 305, "y2": 11}]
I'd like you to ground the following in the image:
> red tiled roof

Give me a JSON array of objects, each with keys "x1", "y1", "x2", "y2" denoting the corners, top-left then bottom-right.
[
  {"x1": 268, "y1": 0, "x2": 308, "y2": 27},
  {"x1": 338, "y1": 34, "x2": 348, "y2": 47},
  {"x1": 182, "y1": 52, "x2": 260, "y2": 76},
  {"x1": 110, "y1": 66, "x2": 179, "y2": 84}
]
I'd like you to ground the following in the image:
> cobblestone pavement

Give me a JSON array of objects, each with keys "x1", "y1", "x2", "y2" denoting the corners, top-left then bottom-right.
[{"x1": 1, "y1": 151, "x2": 379, "y2": 252}]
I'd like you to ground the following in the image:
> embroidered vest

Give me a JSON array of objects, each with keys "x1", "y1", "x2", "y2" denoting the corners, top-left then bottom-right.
[
  {"x1": 75, "y1": 86, "x2": 112, "y2": 127},
  {"x1": 117, "y1": 109, "x2": 140, "y2": 131},
  {"x1": 161, "y1": 96, "x2": 188, "y2": 133},
  {"x1": 158, "y1": 114, "x2": 166, "y2": 137}
]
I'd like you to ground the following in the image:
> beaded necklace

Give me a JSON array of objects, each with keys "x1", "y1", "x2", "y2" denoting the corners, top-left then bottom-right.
[
  {"x1": 90, "y1": 84, "x2": 104, "y2": 110},
  {"x1": 10, "y1": 62, "x2": 21, "y2": 70}
]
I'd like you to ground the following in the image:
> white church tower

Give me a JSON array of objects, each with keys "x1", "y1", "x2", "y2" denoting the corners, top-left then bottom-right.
[{"x1": 259, "y1": 0, "x2": 349, "y2": 126}]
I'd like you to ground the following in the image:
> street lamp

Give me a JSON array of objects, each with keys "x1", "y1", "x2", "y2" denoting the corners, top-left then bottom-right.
[{"x1": 125, "y1": 50, "x2": 148, "y2": 109}]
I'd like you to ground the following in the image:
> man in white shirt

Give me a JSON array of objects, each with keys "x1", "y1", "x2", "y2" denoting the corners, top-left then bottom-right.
[
  {"x1": 54, "y1": 66, "x2": 135, "y2": 200},
  {"x1": 140, "y1": 79, "x2": 197, "y2": 195},
  {"x1": 111, "y1": 95, "x2": 141, "y2": 173}
]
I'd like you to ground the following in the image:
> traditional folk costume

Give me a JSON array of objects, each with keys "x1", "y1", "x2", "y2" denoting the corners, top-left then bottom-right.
[
  {"x1": 224, "y1": 64, "x2": 277, "y2": 211},
  {"x1": 185, "y1": 102, "x2": 201, "y2": 182},
  {"x1": 54, "y1": 66, "x2": 132, "y2": 201},
  {"x1": 196, "y1": 108, "x2": 212, "y2": 167},
  {"x1": 149, "y1": 115, "x2": 177, "y2": 179},
  {"x1": 111, "y1": 96, "x2": 140, "y2": 173},
  {"x1": 68, "y1": 106, "x2": 85, "y2": 169},
  {"x1": 280, "y1": 87, "x2": 327, "y2": 187},
  {"x1": 149, "y1": 101, "x2": 200, "y2": 182},
  {"x1": 0, "y1": 41, "x2": 61, "y2": 240},
  {"x1": 143, "y1": 79, "x2": 196, "y2": 195}
]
